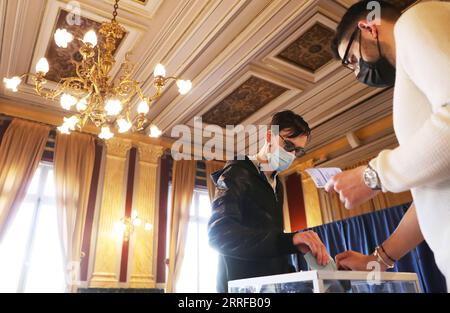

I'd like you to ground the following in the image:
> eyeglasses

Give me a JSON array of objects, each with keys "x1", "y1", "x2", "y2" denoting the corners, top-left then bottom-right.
[
  {"x1": 279, "y1": 135, "x2": 306, "y2": 158},
  {"x1": 342, "y1": 27, "x2": 360, "y2": 71}
]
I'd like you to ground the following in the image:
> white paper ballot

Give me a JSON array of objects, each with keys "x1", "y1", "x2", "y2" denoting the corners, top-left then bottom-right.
[
  {"x1": 304, "y1": 167, "x2": 342, "y2": 188},
  {"x1": 303, "y1": 252, "x2": 351, "y2": 292},
  {"x1": 303, "y1": 252, "x2": 336, "y2": 271}
]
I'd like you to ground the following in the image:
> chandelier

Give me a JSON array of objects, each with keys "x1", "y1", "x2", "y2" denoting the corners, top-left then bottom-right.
[{"x1": 3, "y1": 0, "x2": 192, "y2": 140}]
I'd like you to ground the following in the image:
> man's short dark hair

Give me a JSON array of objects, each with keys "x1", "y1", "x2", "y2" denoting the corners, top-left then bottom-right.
[
  {"x1": 331, "y1": 0, "x2": 401, "y2": 59},
  {"x1": 270, "y1": 110, "x2": 311, "y2": 139}
]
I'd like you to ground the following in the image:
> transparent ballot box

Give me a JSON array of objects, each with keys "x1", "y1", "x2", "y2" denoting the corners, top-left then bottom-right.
[{"x1": 228, "y1": 270, "x2": 421, "y2": 293}]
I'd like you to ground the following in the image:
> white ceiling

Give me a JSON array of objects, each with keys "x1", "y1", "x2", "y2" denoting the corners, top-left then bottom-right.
[{"x1": 0, "y1": 0, "x2": 416, "y2": 159}]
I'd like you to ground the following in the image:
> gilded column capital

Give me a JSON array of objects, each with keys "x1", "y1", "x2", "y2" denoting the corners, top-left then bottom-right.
[
  {"x1": 295, "y1": 159, "x2": 315, "y2": 179},
  {"x1": 105, "y1": 138, "x2": 132, "y2": 158},
  {"x1": 137, "y1": 142, "x2": 164, "y2": 164}
]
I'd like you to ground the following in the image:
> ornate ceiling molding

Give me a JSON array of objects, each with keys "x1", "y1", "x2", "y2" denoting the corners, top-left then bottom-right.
[
  {"x1": 202, "y1": 75, "x2": 288, "y2": 128},
  {"x1": 151, "y1": 0, "x2": 309, "y2": 133},
  {"x1": 0, "y1": 0, "x2": 45, "y2": 91},
  {"x1": 134, "y1": 0, "x2": 254, "y2": 123},
  {"x1": 0, "y1": 0, "x2": 415, "y2": 167},
  {"x1": 101, "y1": 0, "x2": 163, "y2": 19},
  {"x1": 307, "y1": 88, "x2": 394, "y2": 151},
  {"x1": 0, "y1": 0, "x2": 6, "y2": 69},
  {"x1": 277, "y1": 22, "x2": 335, "y2": 72},
  {"x1": 262, "y1": 11, "x2": 340, "y2": 84},
  {"x1": 318, "y1": 133, "x2": 399, "y2": 169}
]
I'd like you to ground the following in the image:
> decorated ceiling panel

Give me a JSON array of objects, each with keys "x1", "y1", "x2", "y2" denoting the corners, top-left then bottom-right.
[
  {"x1": 44, "y1": 9, "x2": 126, "y2": 83},
  {"x1": 276, "y1": 22, "x2": 334, "y2": 73},
  {"x1": 202, "y1": 76, "x2": 287, "y2": 128}
]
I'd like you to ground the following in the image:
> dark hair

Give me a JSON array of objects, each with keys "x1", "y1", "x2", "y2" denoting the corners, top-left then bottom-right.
[
  {"x1": 270, "y1": 110, "x2": 311, "y2": 139},
  {"x1": 331, "y1": 0, "x2": 401, "y2": 59}
]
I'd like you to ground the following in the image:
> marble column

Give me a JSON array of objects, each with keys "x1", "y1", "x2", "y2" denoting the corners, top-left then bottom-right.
[
  {"x1": 128, "y1": 143, "x2": 164, "y2": 288},
  {"x1": 89, "y1": 138, "x2": 132, "y2": 288}
]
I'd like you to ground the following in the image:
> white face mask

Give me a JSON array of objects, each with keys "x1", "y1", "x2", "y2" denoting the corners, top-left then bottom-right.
[{"x1": 266, "y1": 141, "x2": 295, "y2": 172}]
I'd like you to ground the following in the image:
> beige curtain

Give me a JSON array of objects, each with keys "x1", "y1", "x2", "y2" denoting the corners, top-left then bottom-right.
[
  {"x1": 0, "y1": 119, "x2": 50, "y2": 242},
  {"x1": 166, "y1": 160, "x2": 197, "y2": 292},
  {"x1": 54, "y1": 132, "x2": 95, "y2": 291},
  {"x1": 318, "y1": 159, "x2": 413, "y2": 224},
  {"x1": 205, "y1": 160, "x2": 225, "y2": 201}
]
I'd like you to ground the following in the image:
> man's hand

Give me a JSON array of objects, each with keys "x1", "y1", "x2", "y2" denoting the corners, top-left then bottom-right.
[
  {"x1": 293, "y1": 231, "x2": 330, "y2": 266},
  {"x1": 324, "y1": 165, "x2": 380, "y2": 209},
  {"x1": 335, "y1": 251, "x2": 387, "y2": 271}
]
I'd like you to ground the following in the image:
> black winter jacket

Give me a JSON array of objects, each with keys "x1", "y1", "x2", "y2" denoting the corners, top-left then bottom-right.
[{"x1": 207, "y1": 156, "x2": 298, "y2": 293}]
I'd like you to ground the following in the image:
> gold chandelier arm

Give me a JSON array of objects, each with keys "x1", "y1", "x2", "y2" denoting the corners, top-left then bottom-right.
[
  {"x1": 72, "y1": 60, "x2": 93, "y2": 89},
  {"x1": 133, "y1": 81, "x2": 146, "y2": 101},
  {"x1": 33, "y1": 76, "x2": 89, "y2": 100},
  {"x1": 164, "y1": 76, "x2": 179, "y2": 81}
]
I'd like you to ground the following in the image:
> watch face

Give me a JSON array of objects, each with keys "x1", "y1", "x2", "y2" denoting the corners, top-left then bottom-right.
[{"x1": 364, "y1": 168, "x2": 378, "y2": 189}]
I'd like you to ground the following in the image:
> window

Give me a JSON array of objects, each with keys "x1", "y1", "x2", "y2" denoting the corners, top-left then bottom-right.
[
  {"x1": 170, "y1": 188, "x2": 218, "y2": 293},
  {"x1": 0, "y1": 162, "x2": 65, "y2": 292}
]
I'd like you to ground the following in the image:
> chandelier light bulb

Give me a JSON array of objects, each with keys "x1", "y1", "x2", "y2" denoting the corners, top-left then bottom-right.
[
  {"x1": 119, "y1": 222, "x2": 127, "y2": 233},
  {"x1": 105, "y1": 98, "x2": 123, "y2": 116},
  {"x1": 149, "y1": 125, "x2": 162, "y2": 138},
  {"x1": 117, "y1": 118, "x2": 132, "y2": 133},
  {"x1": 60, "y1": 93, "x2": 78, "y2": 110},
  {"x1": 133, "y1": 218, "x2": 142, "y2": 227},
  {"x1": 153, "y1": 63, "x2": 166, "y2": 78},
  {"x1": 3, "y1": 76, "x2": 22, "y2": 92},
  {"x1": 114, "y1": 221, "x2": 126, "y2": 235},
  {"x1": 98, "y1": 126, "x2": 114, "y2": 140},
  {"x1": 137, "y1": 100, "x2": 149, "y2": 114},
  {"x1": 176, "y1": 79, "x2": 192, "y2": 95},
  {"x1": 35, "y1": 57, "x2": 49, "y2": 74},
  {"x1": 144, "y1": 223, "x2": 153, "y2": 231},
  {"x1": 83, "y1": 30, "x2": 98, "y2": 47},
  {"x1": 57, "y1": 124, "x2": 71, "y2": 135},
  {"x1": 54, "y1": 28, "x2": 73, "y2": 48},
  {"x1": 76, "y1": 97, "x2": 88, "y2": 111},
  {"x1": 65, "y1": 115, "x2": 79, "y2": 130}
]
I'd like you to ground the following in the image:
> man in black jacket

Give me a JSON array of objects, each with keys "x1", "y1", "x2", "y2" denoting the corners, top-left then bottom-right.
[{"x1": 208, "y1": 110, "x2": 330, "y2": 293}]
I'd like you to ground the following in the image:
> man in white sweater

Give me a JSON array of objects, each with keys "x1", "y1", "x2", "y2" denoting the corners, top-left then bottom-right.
[{"x1": 324, "y1": 0, "x2": 450, "y2": 291}]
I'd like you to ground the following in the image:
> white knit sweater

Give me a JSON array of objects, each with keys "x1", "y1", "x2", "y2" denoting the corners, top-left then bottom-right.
[{"x1": 369, "y1": 1, "x2": 450, "y2": 290}]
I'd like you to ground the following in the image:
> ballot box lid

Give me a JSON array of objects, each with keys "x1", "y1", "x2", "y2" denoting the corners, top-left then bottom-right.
[{"x1": 228, "y1": 270, "x2": 421, "y2": 293}]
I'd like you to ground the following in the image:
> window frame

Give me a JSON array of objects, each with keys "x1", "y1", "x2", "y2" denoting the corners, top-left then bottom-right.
[
  {"x1": 167, "y1": 187, "x2": 217, "y2": 292},
  {"x1": 1, "y1": 161, "x2": 61, "y2": 292}
]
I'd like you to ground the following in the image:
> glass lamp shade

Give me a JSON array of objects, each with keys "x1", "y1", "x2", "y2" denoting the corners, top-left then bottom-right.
[{"x1": 35, "y1": 58, "x2": 49, "y2": 74}]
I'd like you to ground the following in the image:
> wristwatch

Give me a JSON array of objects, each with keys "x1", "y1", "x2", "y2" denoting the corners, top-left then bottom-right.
[{"x1": 363, "y1": 164, "x2": 382, "y2": 190}]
